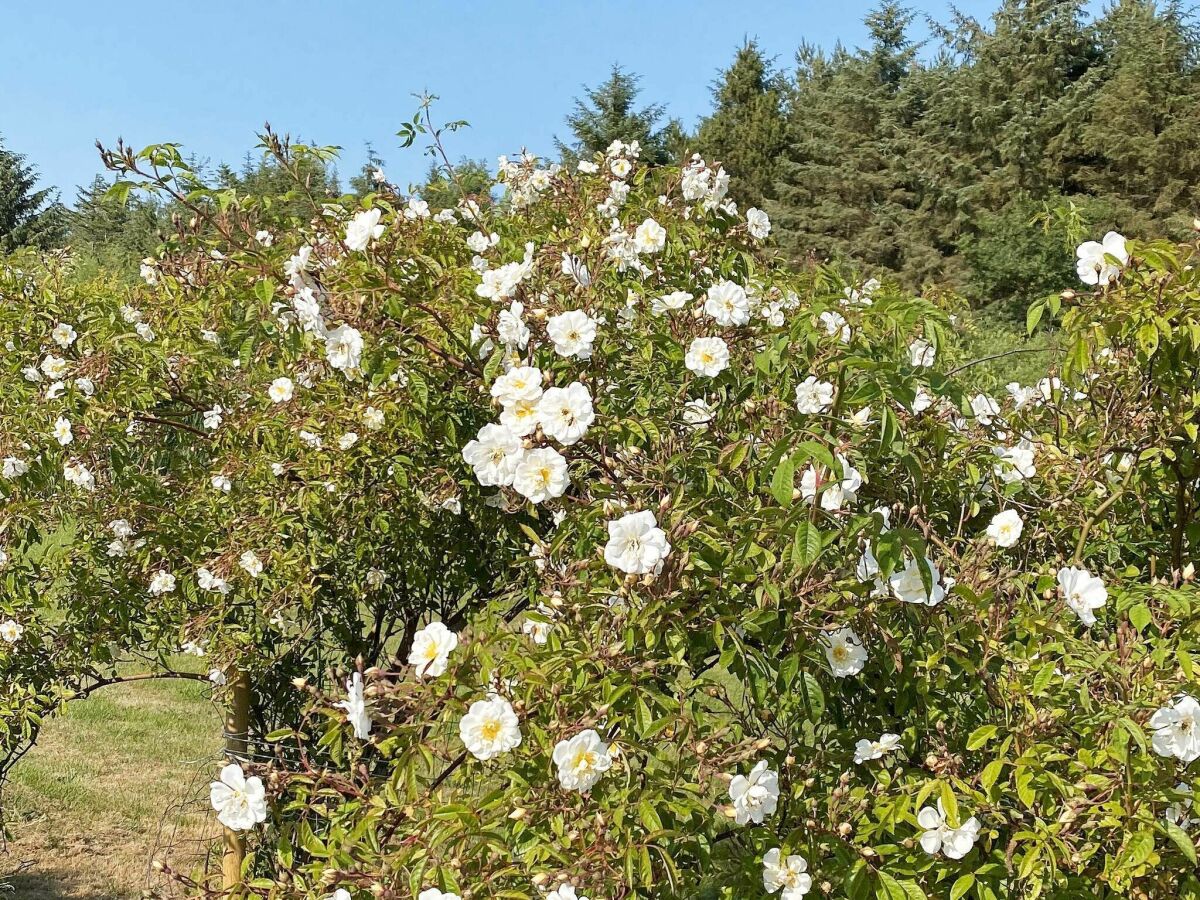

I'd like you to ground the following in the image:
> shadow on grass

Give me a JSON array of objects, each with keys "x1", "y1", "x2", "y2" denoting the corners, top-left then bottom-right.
[{"x1": 4, "y1": 870, "x2": 105, "y2": 900}]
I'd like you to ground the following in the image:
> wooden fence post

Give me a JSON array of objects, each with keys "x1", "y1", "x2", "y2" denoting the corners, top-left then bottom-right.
[{"x1": 221, "y1": 667, "x2": 251, "y2": 894}]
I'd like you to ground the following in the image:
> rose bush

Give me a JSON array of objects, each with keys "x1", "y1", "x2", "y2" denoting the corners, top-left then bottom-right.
[{"x1": 2, "y1": 122, "x2": 1200, "y2": 900}]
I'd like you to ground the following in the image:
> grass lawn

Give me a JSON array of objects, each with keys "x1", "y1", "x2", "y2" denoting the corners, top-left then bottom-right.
[{"x1": 1, "y1": 670, "x2": 222, "y2": 899}]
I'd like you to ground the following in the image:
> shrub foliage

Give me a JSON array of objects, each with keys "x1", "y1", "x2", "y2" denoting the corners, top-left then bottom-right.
[{"x1": 2, "y1": 127, "x2": 1200, "y2": 900}]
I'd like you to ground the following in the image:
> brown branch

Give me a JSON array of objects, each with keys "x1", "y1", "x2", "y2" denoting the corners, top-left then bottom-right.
[
  {"x1": 133, "y1": 414, "x2": 210, "y2": 438},
  {"x1": 945, "y1": 347, "x2": 1059, "y2": 377}
]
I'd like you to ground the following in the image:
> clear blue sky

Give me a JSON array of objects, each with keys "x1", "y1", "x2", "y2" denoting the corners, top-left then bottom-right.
[{"x1": 3, "y1": 0, "x2": 1011, "y2": 202}]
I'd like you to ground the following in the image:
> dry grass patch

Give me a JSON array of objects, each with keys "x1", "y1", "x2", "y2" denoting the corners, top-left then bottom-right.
[{"x1": 2, "y1": 671, "x2": 222, "y2": 899}]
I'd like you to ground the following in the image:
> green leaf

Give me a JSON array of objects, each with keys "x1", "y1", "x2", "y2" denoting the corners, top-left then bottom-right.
[
  {"x1": 938, "y1": 781, "x2": 960, "y2": 828},
  {"x1": 771, "y1": 455, "x2": 796, "y2": 505},
  {"x1": 720, "y1": 440, "x2": 750, "y2": 471},
  {"x1": 1026, "y1": 300, "x2": 1045, "y2": 335},
  {"x1": 254, "y1": 279, "x2": 275, "y2": 305},
  {"x1": 980, "y1": 758, "x2": 1005, "y2": 792},
  {"x1": 1118, "y1": 828, "x2": 1155, "y2": 870},
  {"x1": 950, "y1": 874, "x2": 976, "y2": 900},
  {"x1": 875, "y1": 871, "x2": 908, "y2": 900},
  {"x1": 1129, "y1": 603, "x2": 1152, "y2": 633},
  {"x1": 104, "y1": 180, "x2": 134, "y2": 207},
  {"x1": 879, "y1": 404, "x2": 900, "y2": 450},
  {"x1": 1166, "y1": 822, "x2": 1198, "y2": 865},
  {"x1": 1015, "y1": 766, "x2": 1036, "y2": 808},
  {"x1": 792, "y1": 520, "x2": 823, "y2": 568},
  {"x1": 966, "y1": 724, "x2": 998, "y2": 751},
  {"x1": 798, "y1": 672, "x2": 825, "y2": 721}
]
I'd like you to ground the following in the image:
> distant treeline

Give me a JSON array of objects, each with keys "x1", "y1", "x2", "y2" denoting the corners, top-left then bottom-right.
[
  {"x1": 688, "y1": 0, "x2": 1200, "y2": 310},
  {"x1": 3, "y1": 0, "x2": 1198, "y2": 310}
]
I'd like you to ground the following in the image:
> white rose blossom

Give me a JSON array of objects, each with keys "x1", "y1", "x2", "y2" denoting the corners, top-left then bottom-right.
[
  {"x1": 52, "y1": 416, "x2": 73, "y2": 446},
  {"x1": 512, "y1": 447, "x2": 569, "y2": 504},
  {"x1": 889, "y1": 556, "x2": 948, "y2": 606},
  {"x1": 546, "y1": 309, "x2": 598, "y2": 359},
  {"x1": 553, "y1": 728, "x2": 613, "y2": 792},
  {"x1": 408, "y1": 621, "x2": 459, "y2": 678},
  {"x1": 909, "y1": 338, "x2": 936, "y2": 368},
  {"x1": 0, "y1": 619, "x2": 24, "y2": 643},
  {"x1": 633, "y1": 217, "x2": 667, "y2": 254},
  {"x1": 746, "y1": 207, "x2": 771, "y2": 240},
  {"x1": 685, "y1": 336, "x2": 730, "y2": 378},
  {"x1": 491, "y1": 366, "x2": 543, "y2": 407},
  {"x1": 799, "y1": 453, "x2": 862, "y2": 511},
  {"x1": 918, "y1": 799, "x2": 981, "y2": 859},
  {"x1": 209, "y1": 763, "x2": 268, "y2": 831},
  {"x1": 651, "y1": 291, "x2": 692, "y2": 315},
  {"x1": 324, "y1": 324, "x2": 364, "y2": 374},
  {"x1": 824, "y1": 626, "x2": 868, "y2": 677},
  {"x1": 604, "y1": 510, "x2": 670, "y2": 574},
  {"x1": 344, "y1": 207, "x2": 385, "y2": 251},
  {"x1": 1150, "y1": 695, "x2": 1200, "y2": 763},
  {"x1": 1076, "y1": 231, "x2": 1128, "y2": 286},
  {"x1": 762, "y1": 848, "x2": 811, "y2": 899},
  {"x1": 704, "y1": 280, "x2": 751, "y2": 326},
  {"x1": 335, "y1": 672, "x2": 372, "y2": 740},
  {"x1": 794, "y1": 376, "x2": 834, "y2": 415},
  {"x1": 459, "y1": 696, "x2": 522, "y2": 761},
  {"x1": 52, "y1": 322, "x2": 77, "y2": 348},
  {"x1": 149, "y1": 571, "x2": 176, "y2": 595},
  {"x1": 729, "y1": 759, "x2": 779, "y2": 825},
  {"x1": 462, "y1": 423, "x2": 524, "y2": 486},
  {"x1": 1166, "y1": 782, "x2": 1196, "y2": 830},
  {"x1": 1056, "y1": 565, "x2": 1107, "y2": 626},
  {"x1": 853, "y1": 732, "x2": 902, "y2": 764},
  {"x1": 239, "y1": 550, "x2": 263, "y2": 577},
  {"x1": 268, "y1": 377, "x2": 294, "y2": 403},
  {"x1": 986, "y1": 509, "x2": 1024, "y2": 548},
  {"x1": 536, "y1": 383, "x2": 595, "y2": 446}
]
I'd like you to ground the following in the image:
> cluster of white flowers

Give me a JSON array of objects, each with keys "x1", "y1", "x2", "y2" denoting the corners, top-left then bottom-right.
[
  {"x1": 498, "y1": 151, "x2": 560, "y2": 210},
  {"x1": 475, "y1": 242, "x2": 537, "y2": 302},
  {"x1": 38, "y1": 139, "x2": 1184, "y2": 897},
  {"x1": 680, "y1": 154, "x2": 733, "y2": 215},
  {"x1": 462, "y1": 367, "x2": 594, "y2": 504},
  {"x1": 277, "y1": 240, "x2": 365, "y2": 379}
]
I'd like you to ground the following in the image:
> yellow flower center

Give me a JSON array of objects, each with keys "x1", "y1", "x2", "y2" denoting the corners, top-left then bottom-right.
[{"x1": 572, "y1": 749, "x2": 596, "y2": 772}]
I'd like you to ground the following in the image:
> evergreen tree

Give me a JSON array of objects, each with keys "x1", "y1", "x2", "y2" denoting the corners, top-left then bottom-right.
[
  {"x1": 558, "y1": 65, "x2": 675, "y2": 164},
  {"x1": 69, "y1": 175, "x2": 163, "y2": 267},
  {"x1": 0, "y1": 136, "x2": 66, "y2": 251},
  {"x1": 218, "y1": 151, "x2": 340, "y2": 221},
  {"x1": 771, "y1": 4, "x2": 925, "y2": 277},
  {"x1": 1075, "y1": 0, "x2": 1200, "y2": 236},
  {"x1": 421, "y1": 158, "x2": 493, "y2": 209},
  {"x1": 349, "y1": 145, "x2": 388, "y2": 197},
  {"x1": 695, "y1": 40, "x2": 789, "y2": 208}
]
